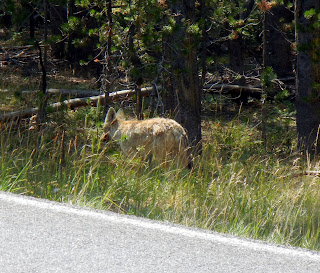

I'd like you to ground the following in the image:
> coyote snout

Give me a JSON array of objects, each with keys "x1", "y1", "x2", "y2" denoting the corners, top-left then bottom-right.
[{"x1": 101, "y1": 107, "x2": 191, "y2": 168}]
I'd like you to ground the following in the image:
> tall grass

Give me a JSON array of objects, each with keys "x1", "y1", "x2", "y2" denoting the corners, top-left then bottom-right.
[{"x1": 1, "y1": 104, "x2": 320, "y2": 250}]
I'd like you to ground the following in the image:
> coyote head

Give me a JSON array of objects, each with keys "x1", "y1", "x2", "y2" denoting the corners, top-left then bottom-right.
[{"x1": 100, "y1": 107, "x2": 122, "y2": 142}]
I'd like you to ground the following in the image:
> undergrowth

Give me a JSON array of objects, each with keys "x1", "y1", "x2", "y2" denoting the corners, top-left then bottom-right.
[{"x1": 1, "y1": 101, "x2": 320, "y2": 251}]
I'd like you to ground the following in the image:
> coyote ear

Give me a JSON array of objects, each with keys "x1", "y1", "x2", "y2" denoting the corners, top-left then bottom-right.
[
  {"x1": 104, "y1": 107, "x2": 116, "y2": 126},
  {"x1": 116, "y1": 108, "x2": 125, "y2": 120}
]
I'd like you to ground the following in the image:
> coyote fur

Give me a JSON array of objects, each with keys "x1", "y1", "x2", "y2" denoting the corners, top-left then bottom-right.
[{"x1": 101, "y1": 107, "x2": 191, "y2": 168}]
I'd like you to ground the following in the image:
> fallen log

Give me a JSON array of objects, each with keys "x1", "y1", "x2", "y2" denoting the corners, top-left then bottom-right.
[
  {"x1": 204, "y1": 84, "x2": 263, "y2": 99},
  {"x1": 22, "y1": 89, "x2": 101, "y2": 98},
  {"x1": 204, "y1": 83, "x2": 264, "y2": 103},
  {"x1": 0, "y1": 86, "x2": 158, "y2": 122},
  {"x1": 0, "y1": 107, "x2": 39, "y2": 122}
]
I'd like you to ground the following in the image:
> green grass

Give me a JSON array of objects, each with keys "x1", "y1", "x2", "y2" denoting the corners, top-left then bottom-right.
[{"x1": 1, "y1": 102, "x2": 320, "y2": 251}]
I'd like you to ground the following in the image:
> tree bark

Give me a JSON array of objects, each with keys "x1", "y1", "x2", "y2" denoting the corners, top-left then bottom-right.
[
  {"x1": 229, "y1": 36, "x2": 245, "y2": 74},
  {"x1": 102, "y1": 0, "x2": 113, "y2": 117},
  {"x1": 35, "y1": 41, "x2": 48, "y2": 125},
  {"x1": 229, "y1": 0, "x2": 255, "y2": 74},
  {"x1": 264, "y1": 1, "x2": 293, "y2": 77},
  {"x1": 295, "y1": 0, "x2": 320, "y2": 155},
  {"x1": 162, "y1": 0, "x2": 202, "y2": 151}
]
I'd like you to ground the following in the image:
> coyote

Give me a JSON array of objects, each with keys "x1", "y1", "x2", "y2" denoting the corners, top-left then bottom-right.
[{"x1": 100, "y1": 107, "x2": 191, "y2": 168}]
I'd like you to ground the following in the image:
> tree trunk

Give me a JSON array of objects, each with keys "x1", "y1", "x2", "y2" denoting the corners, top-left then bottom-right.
[
  {"x1": 67, "y1": 0, "x2": 76, "y2": 66},
  {"x1": 229, "y1": 0, "x2": 255, "y2": 74},
  {"x1": 51, "y1": 5, "x2": 67, "y2": 59},
  {"x1": 162, "y1": 33, "x2": 178, "y2": 115},
  {"x1": 229, "y1": 36, "x2": 245, "y2": 74},
  {"x1": 295, "y1": 0, "x2": 320, "y2": 155},
  {"x1": 162, "y1": 0, "x2": 201, "y2": 151},
  {"x1": 264, "y1": 2, "x2": 293, "y2": 77},
  {"x1": 29, "y1": 8, "x2": 35, "y2": 39},
  {"x1": 199, "y1": 0, "x2": 208, "y2": 89},
  {"x1": 35, "y1": 40, "x2": 48, "y2": 125},
  {"x1": 102, "y1": 0, "x2": 113, "y2": 117}
]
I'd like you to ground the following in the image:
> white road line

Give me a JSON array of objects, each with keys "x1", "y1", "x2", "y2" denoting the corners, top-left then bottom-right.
[{"x1": 1, "y1": 191, "x2": 320, "y2": 260}]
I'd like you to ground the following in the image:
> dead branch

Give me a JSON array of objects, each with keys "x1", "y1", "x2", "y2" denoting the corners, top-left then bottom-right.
[
  {"x1": 0, "y1": 107, "x2": 39, "y2": 122},
  {"x1": 22, "y1": 89, "x2": 101, "y2": 98},
  {"x1": 204, "y1": 83, "x2": 263, "y2": 98},
  {"x1": 0, "y1": 86, "x2": 159, "y2": 122}
]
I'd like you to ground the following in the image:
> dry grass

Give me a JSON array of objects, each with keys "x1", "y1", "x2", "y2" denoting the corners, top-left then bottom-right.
[{"x1": 2, "y1": 101, "x2": 320, "y2": 250}]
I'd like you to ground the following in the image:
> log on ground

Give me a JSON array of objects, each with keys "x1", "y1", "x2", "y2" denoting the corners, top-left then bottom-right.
[{"x1": 0, "y1": 86, "x2": 157, "y2": 122}]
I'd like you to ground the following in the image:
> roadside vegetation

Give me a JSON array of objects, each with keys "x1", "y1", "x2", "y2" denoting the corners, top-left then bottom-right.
[
  {"x1": 1, "y1": 0, "x2": 320, "y2": 252},
  {"x1": 2, "y1": 84, "x2": 320, "y2": 251}
]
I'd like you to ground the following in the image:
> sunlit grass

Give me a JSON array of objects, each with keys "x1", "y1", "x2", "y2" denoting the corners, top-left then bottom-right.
[{"x1": 1, "y1": 103, "x2": 320, "y2": 251}]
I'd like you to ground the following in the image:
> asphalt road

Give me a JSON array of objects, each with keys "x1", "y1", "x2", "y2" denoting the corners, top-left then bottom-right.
[{"x1": 1, "y1": 191, "x2": 320, "y2": 273}]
